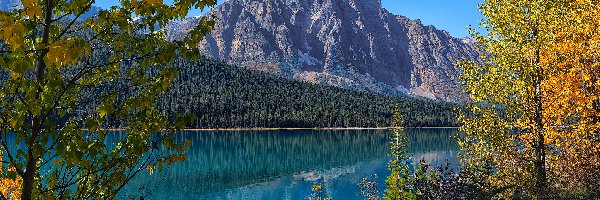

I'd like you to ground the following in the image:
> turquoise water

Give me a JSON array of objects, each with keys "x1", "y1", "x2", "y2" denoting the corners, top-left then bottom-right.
[{"x1": 119, "y1": 129, "x2": 461, "y2": 200}]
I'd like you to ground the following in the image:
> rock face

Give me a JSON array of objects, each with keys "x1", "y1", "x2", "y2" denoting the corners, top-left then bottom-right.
[{"x1": 171, "y1": 0, "x2": 480, "y2": 101}]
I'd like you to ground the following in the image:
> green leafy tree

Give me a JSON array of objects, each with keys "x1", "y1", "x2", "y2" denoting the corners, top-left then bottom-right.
[
  {"x1": 456, "y1": 1, "x2": 551, "y2": 197},
  {"x1": 383, "y1": 105, "x2": 417, "y2": 200},
  {"x1": 0, "y1": 0, "x2": 216, "y2": 199},
  {"x1": 456, "y1": 0, "x2": 600, "y2": 198}
]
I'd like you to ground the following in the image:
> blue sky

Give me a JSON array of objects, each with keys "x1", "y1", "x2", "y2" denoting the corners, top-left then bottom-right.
[
  {"x1": 94, "y1": 0, "x2": 484, "y2": 38},
  {"x1": 383, "y1": 0, "x2": 484, "y2": 38}
]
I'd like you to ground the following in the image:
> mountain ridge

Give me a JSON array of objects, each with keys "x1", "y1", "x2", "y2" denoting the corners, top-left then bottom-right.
[{"x1": 167, "y1": 0, "x2": 480, "y2": 102}]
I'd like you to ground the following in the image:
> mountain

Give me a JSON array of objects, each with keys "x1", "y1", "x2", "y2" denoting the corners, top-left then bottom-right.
[
  {"x1": 78, "y1": 6, "x2": 102, "y2": 20},
  {"x1": 167, "y1": 0, "x2": 480, "y2": 102}
]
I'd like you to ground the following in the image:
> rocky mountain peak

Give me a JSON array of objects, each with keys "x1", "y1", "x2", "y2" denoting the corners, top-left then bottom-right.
[{"x1": 169, "y1": 0, "x2": 480, "y2": 102}]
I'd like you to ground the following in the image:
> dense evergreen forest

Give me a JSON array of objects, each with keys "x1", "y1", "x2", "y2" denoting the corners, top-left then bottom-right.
[{"x1": 153, "y1": 58, "x2": 460, "y2": 128}]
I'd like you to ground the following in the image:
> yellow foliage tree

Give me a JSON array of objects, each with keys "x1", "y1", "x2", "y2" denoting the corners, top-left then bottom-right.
[
  {"x1": 541, "y1": 0, "x2": 600, "y2": 194},
  {"x1": 458, "y1": 0, "x2": 599, "y2": 198},
  {"x1": 1, "y1": 153, "x2": 22, "y2": 199}
]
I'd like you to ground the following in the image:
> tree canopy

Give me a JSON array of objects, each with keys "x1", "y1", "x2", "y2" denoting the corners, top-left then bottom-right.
[
  {"x1": 458, "y1": 0, "x2": 600, "y2": 198},
  {"x1": 0, "y1": 0, "x2": 216, "y2": 199}
]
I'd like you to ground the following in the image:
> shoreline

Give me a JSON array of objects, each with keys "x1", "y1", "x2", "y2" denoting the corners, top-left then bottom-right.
[
  {"x1": 86, "y1": 127, "x2": 459, "y2": 131},
  {"x1": 185, "y1": 127, "x2": 459, "y2": 131}
]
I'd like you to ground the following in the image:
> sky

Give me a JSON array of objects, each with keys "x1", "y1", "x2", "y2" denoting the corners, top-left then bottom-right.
[
  {"x1": 94, "y1": 0, "x2": 485, "y2": 38},
  {"x1": 382, "y1": 0, "x2": 485, "y2": 38}
]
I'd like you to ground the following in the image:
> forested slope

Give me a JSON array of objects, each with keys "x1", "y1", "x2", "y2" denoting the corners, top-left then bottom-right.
[{"x1": 156, "y1": 58, "x2": 460, "y2": 128}]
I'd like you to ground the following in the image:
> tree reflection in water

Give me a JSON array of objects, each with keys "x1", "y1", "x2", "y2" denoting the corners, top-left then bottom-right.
[{"x1": 117, "y1": 129, "x2": 460, "y2": 199}]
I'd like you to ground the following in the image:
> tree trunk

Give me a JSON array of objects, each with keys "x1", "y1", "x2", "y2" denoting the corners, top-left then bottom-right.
[
  {"x1": 533, "y1": 47, "x2": 547, "y2": 199},
  {"x1": 22, "y1": 0, "x2": 52, "y2": 198},
  {"x1": 534, "y1": 129, "x2": 547, "y2": 199},
  {"x1": 534, "y1": 87, "x2": 547, "y2": 198},
  {"x1": 21, "y1": 118, "x2": 41, "y2": 200},
  {"x1": 21, "y1": 151, "x2": 37, "y2": 200}
]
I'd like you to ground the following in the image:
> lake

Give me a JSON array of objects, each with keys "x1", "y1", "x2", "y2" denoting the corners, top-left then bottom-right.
[{"x1": 119, "y1": 129, "x2": 461, "y2": 200}]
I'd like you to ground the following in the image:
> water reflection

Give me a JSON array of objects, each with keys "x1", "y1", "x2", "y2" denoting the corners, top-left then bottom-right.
[
  {"x1": 405, "y1": 128, "x2": 461, "y2": 170},
  {"x1": 115, "y1": 129, "x2": 459, "y2": 199}
]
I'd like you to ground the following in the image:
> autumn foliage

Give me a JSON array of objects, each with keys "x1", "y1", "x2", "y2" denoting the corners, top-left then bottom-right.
[
  {"x1": 458, "y1": 0, "x2": 600, "y2": 198},
  {"x1": 0, "y1": 154, "x2": 21, "y2": 199},
  {"x1": 541, "y1": 0, "x2": 600, "y2": 194}
]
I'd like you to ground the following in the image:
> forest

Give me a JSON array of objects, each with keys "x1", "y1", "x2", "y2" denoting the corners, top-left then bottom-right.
[{"x1": 154, "y1": 58, "x2": 460, "y2": 128}]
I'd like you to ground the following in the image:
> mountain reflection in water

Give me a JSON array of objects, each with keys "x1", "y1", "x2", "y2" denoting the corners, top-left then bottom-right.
[{"x1": 116, "y1": 129, "x2": 460, "y2": 200}]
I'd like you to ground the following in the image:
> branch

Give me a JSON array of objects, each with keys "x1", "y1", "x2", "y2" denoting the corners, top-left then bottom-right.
[
  {"x1": 37, "y1": 49, "x2": 155, "y2": 126},
  {"x1": 113, "y1": 150, "x2": 160, "y2": 196},
  {"x1": 51, "y1": 13, "x2": 70, "y2": 23},
  {"x1": 0, "y1": 126, "x2": 25, "y2": 177},
  {"x1": 54, "y1": 1, "x2": 94, "y2": 41}
]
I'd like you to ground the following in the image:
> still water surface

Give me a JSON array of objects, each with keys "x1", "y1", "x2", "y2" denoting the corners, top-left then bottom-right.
[{"x1": 120, "y1": 129, "x2": 460, "y2": 200}]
